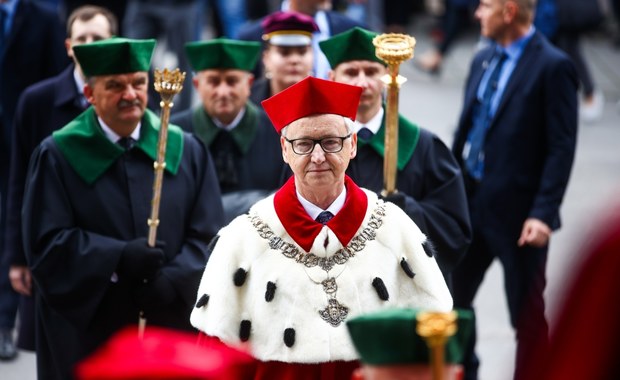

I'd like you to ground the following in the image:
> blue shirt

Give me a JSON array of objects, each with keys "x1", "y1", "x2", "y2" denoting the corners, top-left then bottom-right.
[
  {"x1": 0, "y1": 0, "x2": 19, "y2": 39},
  {"x1": 476, "y1": 26, "x2": 536, "y2": 118}
]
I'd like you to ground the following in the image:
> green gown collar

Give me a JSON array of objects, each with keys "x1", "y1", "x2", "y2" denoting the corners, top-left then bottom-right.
[
  {"x1": 52, "y1": 107, "x2": 184, "y2": 184},
  {"x1": 191, "y1": 101, "x2": 259, "y2": 155},
  {"x1": 359, "y1": 112, "x2": 421, "y2": 171}
]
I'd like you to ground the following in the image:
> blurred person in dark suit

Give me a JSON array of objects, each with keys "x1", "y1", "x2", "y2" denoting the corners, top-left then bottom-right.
[
  {"x1": 450, "y1": 0, "x2": 578, "y2": 378},
  {"x1": 0, "y1": 0, "x2": 67, "y2": 361}
]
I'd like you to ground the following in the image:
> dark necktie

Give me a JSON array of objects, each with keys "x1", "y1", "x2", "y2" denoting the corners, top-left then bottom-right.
[
  {"x1": 117, "y1": 137, "x2": 135, "y2": 151},
  {"x1": 315, "y1": 211, "x2": 334, "y2": 224},
  {"x1": 357, "y1": 127, "x2": 374, "y2": 141},
  {"x1": 464, "y1": 50, "x2": 508, "y2": 180},
  {"x1": 212, "y1": 130, "x2": 239, "y2": 190}
]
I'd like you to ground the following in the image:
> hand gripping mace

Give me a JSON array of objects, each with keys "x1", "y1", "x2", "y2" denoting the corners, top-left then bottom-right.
[
  {"x1": 416, "y1": 311, "x2": 458, "y2": 380},
  {"x1": 373, "y1": 33, "x2": 415, "y2": 196},
  {"x1": 139, "y1": 68, "x2": 186, "y2": 338}
]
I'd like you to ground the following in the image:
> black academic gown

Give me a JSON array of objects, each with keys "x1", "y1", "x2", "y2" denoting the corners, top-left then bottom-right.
[
  {"x1": 22, "y1": 108, "x2": 225, "y2": 380},
  {"x1": 171, "y1": 101, "x2": 287, "y2": 223},
  {"x1": 249, "y1": 77, "x2": 272, "y2": 108},
  {"x1": 346, "y1": 113, "x2": 471, "y2": 283}
]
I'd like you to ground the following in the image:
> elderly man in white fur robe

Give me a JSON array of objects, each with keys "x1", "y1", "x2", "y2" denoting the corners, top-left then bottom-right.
[{"x1": 191, "y1": 76, "x2": 452, "y2": 380}]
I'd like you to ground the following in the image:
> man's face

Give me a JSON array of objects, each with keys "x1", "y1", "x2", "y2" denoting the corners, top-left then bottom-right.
[
  {"x1": 193, "y1": 69, "x2": 252, "y2": 125},
  {"x1": 475, "y1": 0, "x2": 509, "y2": 40},
  {"x1": 329, "y1": 60, "x2": 385, "y2": 115},
  {"x1": 263, "y1": 45, "x2": 313, "y2": 89},
  {"x1": 84, "y1": 72, "x2": 148, "y2": 133},
  {"x1": 281, "y1": 114, "x2": 357, "y2": 196},
  {"x1": 66, "y1": 14, "x2": 112, "y2": 60}
]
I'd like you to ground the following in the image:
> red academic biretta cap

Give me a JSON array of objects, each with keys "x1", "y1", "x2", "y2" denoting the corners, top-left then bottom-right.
[
  {"x1": 261, "y1": 76, "x2": 362, "y2": 133},
  {"x1": 75, "y1": 327, "x2": 256, "y2": 379}
]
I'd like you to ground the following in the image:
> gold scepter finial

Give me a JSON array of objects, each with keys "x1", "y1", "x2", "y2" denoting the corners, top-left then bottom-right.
[
  {"x1": 139, "y1": 68, "x2": 185, "y2": 339},
  {"x1": 373, "y1": 33, "x2": 416, "y2": 196},
  {"x1": 416, "y1": 310, "x2": 458, "y2": 380}
]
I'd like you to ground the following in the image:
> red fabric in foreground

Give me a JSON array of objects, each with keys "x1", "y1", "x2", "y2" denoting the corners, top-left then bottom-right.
[
  {"x1": 522, "y1": 206, "x2": 620, "y2": 379},
  {"x1": 76, "y1": 327, "x2": 256, "y2": 379},
  {"x1": 253, "y1": 359, "x2": 360, "y2": 380}
]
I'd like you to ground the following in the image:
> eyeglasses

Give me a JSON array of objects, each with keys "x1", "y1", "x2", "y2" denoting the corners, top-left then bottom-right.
[{"x1": 284, "y1": 134, "x2": 352, "y2": 155}]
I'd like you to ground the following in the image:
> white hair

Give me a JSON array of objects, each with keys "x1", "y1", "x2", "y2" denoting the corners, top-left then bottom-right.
[{"x1": 280, "y1": 115, "x2": 354, "y2": 137}]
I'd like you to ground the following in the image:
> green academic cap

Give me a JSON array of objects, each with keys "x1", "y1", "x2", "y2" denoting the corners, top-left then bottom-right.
[
  {"x1": 346, "y1": 308, "x2": 473, "y2": 366},
  {"x1": 74, "y1": 37, "x2": 156, "y2": 77},
  {"x1": 319, "y1": 27, "x2": 387, "y2": 69},
  {"x1": 185, "y1": 39, "x2": 262, "y2": 72}
]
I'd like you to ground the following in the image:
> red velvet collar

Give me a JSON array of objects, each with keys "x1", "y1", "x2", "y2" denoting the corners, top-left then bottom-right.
[{"x1": 274, "y1": 175, "x2": 368, "y2": 252}]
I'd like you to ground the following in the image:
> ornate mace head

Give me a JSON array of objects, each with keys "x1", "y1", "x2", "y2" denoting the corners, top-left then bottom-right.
[
  {"x1": 416, "y1": 310, "x2": 458, "y2": 347},
  {"x1": 154, "y1": 68, "x2": 186, "y2": 107},
  {"x1": 373, "y1": 33, "x2": 416, "y2": 66}
]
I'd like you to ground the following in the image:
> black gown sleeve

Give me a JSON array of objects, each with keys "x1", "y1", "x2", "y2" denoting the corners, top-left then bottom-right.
[
  {"x1": 399, "y1": 131, "x2": 472, "y2": 275},
  {"x1": 161, "y1": 136, "x2": 225, "y2": 307}
]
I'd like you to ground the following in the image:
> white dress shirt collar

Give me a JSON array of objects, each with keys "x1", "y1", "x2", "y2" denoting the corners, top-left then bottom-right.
[
  {"x1": 297, "y1": 186, "x2": 347, "y2": 221},
  {"x1": 355, "y1": 107, "x2": 384, "y2": 135},
  {"x1": 98, "y1": 116, "x2": 141, "y2": 144},
  {"x1": 212, "y1": 107, "x2": 246, "y2": 131}
]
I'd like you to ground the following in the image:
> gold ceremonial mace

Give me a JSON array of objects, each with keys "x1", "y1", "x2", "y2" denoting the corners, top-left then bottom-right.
[
  {"x1": 416, "y1": 311, "x2": 458, "y2": 380},
  {"x1": 373, "y1": 33, "x2": 415, "y2": 196},
  {"x1": 139, "y1": 68, "x2": 186, "y2": 339}
]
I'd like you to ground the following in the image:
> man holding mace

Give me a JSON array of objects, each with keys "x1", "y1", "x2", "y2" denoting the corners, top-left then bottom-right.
[
  {"x1": 21, "y1": 37, "x2": 224, "y2": 380},
  {"x1": 320, "y1": 27, "x2": 471, "y2": 285},
  {"x1": 191, "y1": 76, "x2": 452, "y2": 380}
]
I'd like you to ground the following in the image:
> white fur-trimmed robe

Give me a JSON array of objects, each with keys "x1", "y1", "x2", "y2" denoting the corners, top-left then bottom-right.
[{"x1": 191, "y1": 188, "x2": 452, "y2": 363}]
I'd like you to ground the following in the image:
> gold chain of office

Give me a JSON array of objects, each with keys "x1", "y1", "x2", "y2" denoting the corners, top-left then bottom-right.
[{"x1": 249, "y1": 201, "x2": 386, "y2": 272}]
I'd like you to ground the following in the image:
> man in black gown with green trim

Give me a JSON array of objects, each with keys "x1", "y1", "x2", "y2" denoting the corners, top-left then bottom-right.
[
  {"x1": 321, "y1": 28, "x2": 471, "y2": 284},
  {"x1": 172, "y1": 39, "x2": 286, "y2": 224},
  {"x1": 22, "y1": 38, "x2": 225, "y2": 380}
]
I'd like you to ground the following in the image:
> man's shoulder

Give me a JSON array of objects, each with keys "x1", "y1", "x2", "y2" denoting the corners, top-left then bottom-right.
[
  {"x1": 18, "y1": 0, "x2": 58, "y2": 18},
  {"x1": 518, "y1": 32, "x2": 577, "y2": 84},
  {"x1": 30, "y1": 134, "x2": 64, "y2": 165},
  {"x1": 21, "y1": 75, "x2": 60, "y2": 99},
  {"x1": 527, "y1": 32, "x2": 570, "y2": 62},
  {"x1": 19, "y1": 66, "x2": 74, "y2": 104},
  {"x1": 325, "y1": 10, "x2": 365, "y2": 33},
  {"x1": 170, "y1": 108, "x2": 195, "y2": 132},
  {"x1": 251, "y1": 77, "x2": 270, "y2": 92},
  {"x1": 15, "y1": 0, "x2": 65, "y2": 36},
  {"x1": 237, "y1": 18, "x2": 265, "y2": 42}
]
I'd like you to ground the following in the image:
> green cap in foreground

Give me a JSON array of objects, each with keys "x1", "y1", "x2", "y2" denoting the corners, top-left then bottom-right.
[
  {"x1": 346, "y1": 308, "x2": 473, "y2": 366},
  {"x1": 74, "y1": 37, "x2": 156, "y2": 77},
  {"x1": 185, "y1": 38, "x2": 262, "y2": 72},
  {"x1": 319, "y1": 27, "x2": 387, "y2": 69}
]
